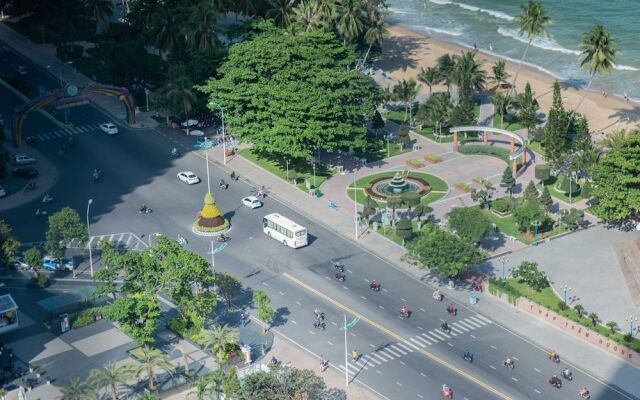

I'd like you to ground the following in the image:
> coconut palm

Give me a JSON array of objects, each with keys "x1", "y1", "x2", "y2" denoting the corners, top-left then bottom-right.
[
  {"x1": 293, "y1": 0, "x2": 321, "y2": 32},
  {"x1": 316, "y1": 0, "x2": 337, "y2": 28},
  {"x1": 152, "y1": 7, "x2": 182, "y2": 53},
  {"x1": 360, "y1": 9, "x2": 386, "y2": 69},
  {"x1": 59, "y1": 377, "x2": 95, "y2": 400},
  {"x1": 267, "y1": 0, "x2": 296, "y2": 29},
  {"x1": 452, "y1": 51, "x2": 486, "y2": 99},
  {"x1": 436, "y1": 54, "x2": 455, "y2": 93},
  {"x1": 391, "y1": 79, "x2": 421, "y2": 123},
  {"x1": 89, "y1": 361, "x2": 135, "y2": 400},
  {"x1": 490, "y1": 60, "x2": 511, "y2": 90},
  {"x1": 131, "y1": 346, "x2": 175, "y2": 391},
  {"x1": 491, "y1": 92, "x2": 512, "y2": 128},
  {"x1": 195, "y1": 324, "x2": 239, "y2": 362},
  {"x1": 127, "y1": 0, "x2": 161, "y2": 35},
  {"x1": 416, "y1": 92, "x2": 451, "y2": 130},
  {"x1": 570, "y1": 24, "x2": 617, "y2": 124},
  {"x1": 512, "y1": 1, "x2": 551, "y2": 93},
  {"x1": 335, "y1": 0, "x2": 366, "y2": 45},
  {"x1": 417, "y1": 66, "x2": 442, "y2": 95},
  {"x1": 188, "y1": 376, "x2": 214, "y2": 400},
  {"x1": 209, "y1": 370, "x2": 227, "y2": 400},
  {"x1": 183, "y1": 0, "x2": 219, "y2": 51},
  {"x1": 84, "y1": 0, "x2": 113, "y2": 34},
  {"x1": 157, "y1": 64, "x2": 196, "y2": 121}
]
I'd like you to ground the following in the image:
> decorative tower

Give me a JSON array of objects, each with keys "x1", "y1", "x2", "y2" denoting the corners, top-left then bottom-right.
[{"x1": 193, "y1": 192, "x2": 229, "y2": 235}]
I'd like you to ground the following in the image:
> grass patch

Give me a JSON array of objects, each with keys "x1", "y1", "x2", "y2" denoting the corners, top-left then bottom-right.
[
  {"x1": 492, "y1": 114, "x2": 525, "y2": 132},
  {"x1": 354, "y1": 133, "x2": 412, "y2": 162},
  {"x1": 376, "y1": 220, "x2": 424, "y2": 246},
  {"x1": 239, "y1": 148, "x2": 333, "y2": 192},
  {"x1": 527, "y1": 140, "x2": 544, "y2": 156},
  {"x1": 481, "y1": 208, "x2": 566, "y2": 244},
  {"x1": 490, "y1": 278, "x2": 640, "y2": 352},
  {"x1": 383, "y1": 109, "x2": 416, "y2": 125},
  {"x1": 537, "y1": 176, "x2": 584, "y2": 204}
]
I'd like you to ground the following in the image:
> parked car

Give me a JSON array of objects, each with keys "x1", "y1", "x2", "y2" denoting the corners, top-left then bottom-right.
[
  {"x1": 177, "y1": 171, "x2": 200, "y2": 185},
  {"x1": 13, "y1": 154, "x2": 36, "y2": 165},
  {"x1": 60, "y1": 258, "x2": 75, "y2": 271},
  {"x1": 0, "y1": 186, "x2": 5, "y2": 198},
  {"x1": 99, "y1": 122, "x2": 119, "y2": 135},
  {"x1": 241, "y1": 196, "x2": 263, "y2": 209},
  {"x1": 12, "y1": 167, "x2": 38, "y2": 178},
  {"x1": 14, "y1": 257, "x2": 29, "y2": 270},
  {"x1": 42, "y1": 256, "x2": 74, "y2": 272}
]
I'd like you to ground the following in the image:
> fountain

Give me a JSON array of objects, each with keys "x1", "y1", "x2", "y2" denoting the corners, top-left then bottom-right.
[{"x1": 378, "y1": 172, "x2": 418, "y2": 195}]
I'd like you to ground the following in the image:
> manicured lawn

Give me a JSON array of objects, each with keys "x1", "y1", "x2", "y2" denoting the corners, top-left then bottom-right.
[
  {"x1": 239, "y1": 148, "x2": 333, "y2": 192},
  {"x1": 417, "y1": 126, "x2": 456, "y2": 143},
  {"x1": 492, "y1": 114, "x2": 524, "y2": 132},
  {"x1": 537, "y1": 176, "x2": 584, "y2": 204},
  {"x1": 383, "y1": 109, "x2": 416, "y2": 125},
  {"x1": 481, "y1": 208, "x2": 566, "y2": 244},
  {"x1": 346, "y1": 171, "x2": 448, "y2": 206},
  {"x1": 507, "y1": 279, "x2": 561, "y2": 307},
  {"x1": 354, "y1": 135, "x2": 412, "y2": 162},
  {"x1": 527, "y1": 140, "x2": 544, "y2": 156}
]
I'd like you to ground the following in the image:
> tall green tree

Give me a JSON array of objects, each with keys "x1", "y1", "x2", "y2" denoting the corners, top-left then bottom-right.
[
  {"x1": 183, "y1": 0, "x2": 219, "y2": 51},
  {"x1": 253, "y1": 290, "x2": 275, "y2": 330},
  {"x1": 500, "y1": 166, "x2": 516, "y2": 196},
  {"x1": 543, "y1": 81, "x2": 569, "y2": 169},
  {"x1": 198, "y1": 25, "x2": 380, "y2": 161},
  {"x1": 132, "y1": 346, "x2": 174, "y2": 391},
  {"x1": 452, "y1": 51, "x2": 486, "y2": 99},
  {"x1": 151, "y1": 6, "x2": 183, "y2": 53},
  {"x1": 404, "y1": 224, "x2": 484, "y2": 278},
  {"x1": 490, "y1": 60, "x2": 511, "y2": 89},
  {"x1": 195, "y1": 324, "x2": 239, "y2": 362},
  {"x1": 293, "y1": 0, "x2": 321, "y2": 32},
  {"x1": 156, "y1": 63, "x2": 196, "y2": 120},
  {"x1": 450, "y1": 97, "x2": 475, "y2": 126},
  {"x1": 215, "y1": 272, "x2": 242, "y2": 311},
  {"x1": 224, "y1": 367, "x2": 243, "y2": 400},
  {"x1": 0, "y1": 219, "x2": 19, "y2": 269},
  {"x1": 491, "y1": 92, "x2": 511, "y2": 128},
  {"x1": 570, "y1": 24, "x2": 617, "y2": 126},
  {"x1": 513, "y1": 199, "x2": 546, "y2": 232},
  {"x1": 391, "y1": 79, "x2": 420, "y2": 123},
  {"x1": 361, "y1": 8, "x2": 386, "y2": 68},
  {"x1": 416, "y1": 93, "x2": 451, "y2": 130},
  {"x1": 89, "y1": 361, "x2": 136, "y2": 400},
  {"x1": 436, "y1": 53, "x2": 455, "y2": 94},
  {"x1": 23, "y1": 247, "x2": 42, "y2": 274},
  {"x1": 518, "y1": 82, "x2": 539, "y2": 135},
  {"x1": 395, "y1": 216, "x2": 413, "y2": 245},
  {"x1": 335, "y1": 0, "x2": 366, "y2": 45},
  {"x1": 417, "y1": 66, "x2": 441, "y2": 95},
  {"x1": 591, "y1": 131, "x2": 640, "y2": 222},
  {"x1": 267, "y1": 0, "x2": 296, "y2": 29},
  {"x1": 539, "y1": 186, "x2": 553, "y2": 211},
  {"x1": 107, "y1": 290, "x2": 161, "y2": 344},
  {"x1": 84, "y1": 0, "x2": 113, "y2": 34},
  {"x1": 59, "y1": 377, "x2": 95, "y2": 400},
  {"x1": 523, "y1": 180, "x2": 539, "y2": 202},
  {"x1": 446, "y1": 207, "x2": 492, "y2": 243},
  {"x1": 45, "y1": 207, "x2": 87, "y2": 261},
  {"x1": 512, "y1": 1, "x2": 551, "y2": 93}
]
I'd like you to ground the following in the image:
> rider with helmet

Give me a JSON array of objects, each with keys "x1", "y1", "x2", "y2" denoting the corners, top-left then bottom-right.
[{"x1": 401, "y1": 305, "x2": 410, "y2": 317}]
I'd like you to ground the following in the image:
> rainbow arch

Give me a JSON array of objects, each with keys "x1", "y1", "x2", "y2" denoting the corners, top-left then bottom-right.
[{"x1": 13, "y1": 84, "x2": 136, "y2": 146}]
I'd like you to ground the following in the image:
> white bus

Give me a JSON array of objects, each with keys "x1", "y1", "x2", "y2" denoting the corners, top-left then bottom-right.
[{"x1": 263, "y1": 213, "x2": 308, "y2": 248}]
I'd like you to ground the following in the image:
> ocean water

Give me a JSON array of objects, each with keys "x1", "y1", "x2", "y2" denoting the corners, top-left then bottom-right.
[{"x1": 386, "y1": 0, "x2": 640, "y2": 98}]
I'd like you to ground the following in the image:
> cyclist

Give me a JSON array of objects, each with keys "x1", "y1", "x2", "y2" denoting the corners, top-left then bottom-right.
[{"x1": 351, "y1": 349, "x2": 358, "y2": 362}]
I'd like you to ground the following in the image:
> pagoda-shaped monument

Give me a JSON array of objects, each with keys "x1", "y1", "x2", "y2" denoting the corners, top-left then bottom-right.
[{"x1": 193, "y1": 192, "x2": 230, "y2": 235}]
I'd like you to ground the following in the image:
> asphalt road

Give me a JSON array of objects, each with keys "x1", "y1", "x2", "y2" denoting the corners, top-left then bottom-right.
[{"x1": 0, "y1": 42, "x2": 632, "y2": 400}]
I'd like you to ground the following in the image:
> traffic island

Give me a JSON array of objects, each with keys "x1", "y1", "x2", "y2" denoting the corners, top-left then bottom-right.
[{"x1": 192, "y1": 192, "x2": 230, "y2": 236}]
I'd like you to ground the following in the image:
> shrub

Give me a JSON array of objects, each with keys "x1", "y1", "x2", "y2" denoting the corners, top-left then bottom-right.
[
  {"x1": 581, "y1": 180, "x2": 592, "y2": 198},
  {"x1": 406, "y1": 159, "x2": 423, "y2": 168},
  {"x1": 491, "y1": 197, "x2": 515, "y2": 214},
  {"x1": 555, "y1": 175, "x2": 580, "y2": 194},
  {"x1": 457, "y1": 144, "x2": 511, "y2": 163},
  {"x1": 167, "y1": 318, "x2": 188, "y2": 337},
  {"x1": 557, "y1": 301, "x2": 568, "y2": 311},
  {"x1": 29, "y1": 272, "x2": 49, "y2": 288},
  {"x1": 400, "y1": 191, "x2": 421, "y2": 207},
  {"x1": 534, "y1": 164, "x2": 551, "y2": 182},
  {"x1": 511, "y1": 261, "x2": 549, "y2": 291},
  {"x1": 424, "y1": 153, "x2": 441, "y2": 163},
  {"x1": 72, "y1": 307, "x2": 104, "y2": 329}
]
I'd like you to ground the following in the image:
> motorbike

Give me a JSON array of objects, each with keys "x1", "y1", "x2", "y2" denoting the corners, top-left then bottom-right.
[
  {"x1": 440, "y1": 323, "x2": 451, "y2": 334},
  {"x1": 548, "y1": 352, "x2": 560, "y2": 363},
  {"x1": 219, "y1": 180, "x2": 228, "y2": 190},
  {"x1": 433, "y1": 291, "x2": 443, "y2": 301},
  {"x1": 549, "y1": 377, "x2": 562, "y2": 389},
  {"x1": 400, "y1": 309, "x2": 411, "y2": 319},
  {"x1": 171, "y1": 148, "x2": 179, "y2": 157},
  {"x1": 313, "y1": 320, "x2": 326, "y2": 330},
  {"x1": 463, "y1": 353, "x2": 473, "y2": 363},
  {"x1": 562, "y1": 369, "x2": 573, "y2": 381},
  {"x1": 333, "y1": 261, "x2": 344, "y2": 273},
  {"x1": 503, "y1": 360, "x2": 514, "y2": 369},
  {"x1": 35, "y1": 209, "x2": 47, "y2": 217},
  {"x1": 139, "y1": 206, "x2": 152, "y2": 214},
  {"x1": 177, "y1": 236, "x2": 187, "y2": 246},
  {"x1": 369, "y1": 282, "x2": 381, "y2": 292},
  {"x1": 230, "y1": 171, "x2": 239, "y2": 181},
  {"x1": 440, "y1": 385, "x2": 453, "y2": 399},
  {"x1": 334, "y1": 272, "x2": 345, "y2": 282},
  {"x1": 26, "y1": 136, "x2": 40, "y2": 146},
  {"x1": 42, "y1": 193, "x2": 53, "y2": 203},
  {"x1": 579, "y1": 389, "x2": 591, "y2": 399},
  {"x1": 319, "y1": 359, "x2": 328, "y2": 373},
  {"x1": 446, "y1": 305, "x2": 457, "y2": 316},
  {"x1": 24, "y1": 182, "x2": 36, "y2": 192},
  {"x1": 217, "y1": 234, "x2": 229, "y2": 243}
]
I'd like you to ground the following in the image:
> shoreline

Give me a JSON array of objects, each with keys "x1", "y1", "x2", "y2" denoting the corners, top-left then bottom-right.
[{"x1": 377, "y1": 23, "x2": 638, "y2": 134}]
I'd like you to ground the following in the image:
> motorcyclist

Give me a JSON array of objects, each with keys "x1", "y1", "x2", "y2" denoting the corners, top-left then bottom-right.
[
  {"x1": 549, "y1": 375, "x2": 560, "y2": 387},
  {"x1": 171, "y1": 147, "x2": 178, "y2": 156},
  {"x1": 219, "y1": 179, "x2": 226, "y2": 188},
  {"x1": 433, "y1": 289, "x2": 442, "y2": 300},
  {"x1": 230, "y1": 171, "x2": 236, "y2": 180},
  {"x1": 140, "y1": 204, "x2": 148, "y2": 213},
  {"x1": 440, "y1": 322, "x2": 449, "y2": 332},
  {"x1": 447, "y1": 303, "x2": 456, "y2": 315},
  {"x1": 504, "y1": 356, "x2": 513, "y2": 368},
  {"x1": 562, "y1": 367, "x2": 572, "y2": 379},
  {"x1": 463, "y1": 350, "x2": 472, "y2": 361},
  {"x1": 548, "y1": 350, "x2": 558, "y2": 362},
  {"x1": 370, "y1": 280, "x2": 378, "y2": 290},
  {"x1": 401, "y1": 305, "x2": 410, "y2": 317},
  {"x1": 351, "y1": 349, "x2": 358, "y2": 361},
  {"x1": 42, "y1": 193, "x2": 52, "y2": 202},
  {"x1": 579, "y1": 387, "x2": 590, "y2": 398},
  {"x1": 35, "y1": 208, "x2": 42, "y2": 216}
]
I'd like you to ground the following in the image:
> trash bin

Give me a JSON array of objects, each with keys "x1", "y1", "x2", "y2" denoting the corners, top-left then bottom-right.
[{"x1": 315, "y1": 189, "x2": 322, "y2": 198}]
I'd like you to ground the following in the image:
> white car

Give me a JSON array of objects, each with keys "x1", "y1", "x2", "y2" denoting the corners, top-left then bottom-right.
[
  {"x1": 99, "y1": 122, "x2": 119, "y2": 135},
  {"x1": 181, "y1": 119, "x2": 199, "y2": 127},
  {"x1": 188, "y1": 130, "x2": 205, "y2": 136},
  {"x1": 13, "y1": 154, "x2": 36, "y2": 165},
  {"x1": 0, "y1": 186, "x2": 5, "y2": 198},
  {"x1": 14, "y1": 257, "x2": 29, "y2": 269},
  {"x1": 242, "y1": 196, "x2": 262, "y2": 209},
  {"x1": 177, "y1": 171, "x2": 200, "y2": 185}
]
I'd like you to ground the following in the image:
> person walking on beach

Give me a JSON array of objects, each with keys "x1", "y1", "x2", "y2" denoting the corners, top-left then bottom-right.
[{"x1": 624, "y1": 92, "x2": 629, "y2": 102}]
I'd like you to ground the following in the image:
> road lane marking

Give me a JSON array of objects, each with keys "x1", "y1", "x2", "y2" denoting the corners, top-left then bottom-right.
[
  {"x1": 512, "y1": 357, "x2": 519, "y2": 361},
  {"x1": 396, "y1": 382, "x2": 402, "y2": 387},
  {"x1": 376, "y1": 370, "x2": 382, "y2": 375},
  {"x1": 283, "y1": 273, "x2": 513, "y2": 400},
  {"x1": 417, "y1": 326, "x2": 424, "y2": 330},
  {"x1": 473, "y1": 314, "x2": 493, "y2": 324},
  {"x1": 419, "y1": 308, "x2": 426, "y2": 312},
  {"x1": 327, "y1": 341, "x2": 333, "y2": 345},
  {"x1": 262, "y1": 282, "x2": 269, "y2": 286},
  {"x1": 534, "y1": 389, "x2": 541, "y2": 394},
  {"x1": 403, "y1": 340, "x2": 422, "y2": 351},
  {"x1": 290, "y1": 320, "x2": 297, "y2": 324},
  {"x1": 342, "y1": 286, "x2": 349, "y2": 290},
  {"x1": 350, "y1": 332, "x2": 357, "y2": 337},
  {"x1": 490, "y1": 345, "x2": 497, "y2": 350},
  {"x1": 418, "y1": 395, "x2": 424, "y2": 399},
  {"x1": 379, "y1": 305, "x2": 385, "y2": 309},
  {"x1": 489, "y1": 365, "x2": 496, "y2": 370},
  {"x1": 469, "y1": 334, "x2": 477, "y2": 339},
  {"x1": 399, "y1": 360, "x2": 406, "y2": 366},
  {"x1": 401, "y1": 298, "x2": 407, "y2": 302},
  {"x1": 382, "y1": 288, "x2": 389, "y2": 292},
  {"x1": 396, "y1": 342, "x2": 414, "y2": 353},
  {"x1": 309, "y1": 330, "x2": 315, "y2": 335},
  {"x1": 408, "y1": 338, "x2": 426, "y2": 348},
  {"x1": 369, "y1": 343, "x2": 376, "y2": 348},
  {"x1": 295, "y1": 301, "x2": 302, "y2": 306},
  {"x1": 360, "y1": 296, "x2": 367, "y2": 300},
  {"x1": 420, "y1": 373, "x2": 427, "y2": 378},
  {"x1": 364, "y1": 278, "x2": 370, "y2": 282},
  {"x1": 372, "y1": 352, "x2": 392, "y2": 362},
  {"x1": 325, "y1": 276, "x2": 331, "y2": 280},
  {"x1": 278, "y1": 291, "x2": 284, "y2": 295},
  {"x1": 384, "y1": 347, "x2": 402, "y2": 357},
  {"x1": 511, "y1": 377, "x2": 518, "y2": 382},
  {"x1": 331, "y1": 322, "x2": 338, "y2": 326},
  {"x1": 534, "y1": 368, "x2": 541, "y2": 373},
  {"x1": 447, "y1": 342, "x2": 454, "y2": 347}
]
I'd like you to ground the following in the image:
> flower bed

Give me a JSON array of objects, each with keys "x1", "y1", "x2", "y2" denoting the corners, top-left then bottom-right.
[
  {"x1": 406, "y1": 159, "x2": 424, "y2": 168},
  {"x1": 455, "y1": 182, "x2": 472, "y2": 192},
  {"x1": 424, "y1": 153, "x2": 441, "y2": 163}
]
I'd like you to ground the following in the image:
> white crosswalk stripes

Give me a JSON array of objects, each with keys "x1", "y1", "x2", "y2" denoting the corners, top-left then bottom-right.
[
  {"x1": 78, "y1": 232, "x2": 146, "y2": 251},
  {"x1": 33, "y1": 123, "x2": 103, "y2": 142}
]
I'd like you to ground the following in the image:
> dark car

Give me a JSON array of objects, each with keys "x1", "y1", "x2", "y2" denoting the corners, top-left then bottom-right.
[{"x1": 12, "y1": 167, "x2": 38, "y2": 178}]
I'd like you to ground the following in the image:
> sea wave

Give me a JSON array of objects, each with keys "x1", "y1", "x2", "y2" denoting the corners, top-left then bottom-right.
[
  {"x1": 427, "y1": 0, "x2": 514, "y2": 21},
  {"x1": 408, "y1": 24, "x2": 464, "y2": 37},
  {"x1": 387, "y1": 7, "x2": 411, "y2": 15},
  {"x1": 497, "y1": 27, "x2": 580, "y2": 55},
  {"x1": 614, "y1": 63, "x2": 640, "y2": 72}
]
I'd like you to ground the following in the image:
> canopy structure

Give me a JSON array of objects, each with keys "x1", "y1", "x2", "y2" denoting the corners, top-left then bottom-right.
[{"x1": 0, "y1": 294, "x2": 19, "y2": 333}]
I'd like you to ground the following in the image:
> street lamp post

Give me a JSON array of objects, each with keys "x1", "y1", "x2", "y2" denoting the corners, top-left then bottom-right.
[
  {"x1": 386, "y1": 134, "x2": 390, "y2": 158},
  {"x1": 531, "y1": 220, "x2": 541, "y2": 246},
  {"x1": 312, "y1": 163, "x2": 316, "y2": 188},
  {"x1": 569, "y1": 171, "x2": 576, "y2": 204},
  {"x1": 561, "y1": 285, "x2": 571, "y2": 304},
  {"x1": 285, "y1": 159, "x2": 291, "y2": 183},
  {"x1": 208, "y1": 101, "x2": 227, "y2": 165},
  {"x1": 625, "y1": 316, "x2": 638, "y2": 335},
  {"x1": 144, "y1": 88, "x2": 150, "y2": 112},
  {"x1": 353, "y1": 172, "x2": 358, "y2": 241},
  {"x1": 86, "y1": 199, "x2": 94, "y2": 277}
]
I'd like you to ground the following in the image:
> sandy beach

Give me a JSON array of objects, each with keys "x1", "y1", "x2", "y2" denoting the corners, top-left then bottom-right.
[{"x1": 377, "y1": 24, "x2": 639, "y2": 135}]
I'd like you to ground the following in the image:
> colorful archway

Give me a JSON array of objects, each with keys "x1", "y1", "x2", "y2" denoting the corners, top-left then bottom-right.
[{"x1": 13, "y1": 84, "x2": 136, "y2": 146}]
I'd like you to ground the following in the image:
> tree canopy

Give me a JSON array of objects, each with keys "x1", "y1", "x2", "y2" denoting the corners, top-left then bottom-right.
[
  {"x1": 446, "y1": 207, "x2": 493, "y2": 243},
  {"x1": 198, "y1": 23, "x2": 381, "y2": 161},
  {"x1": 591, "y1": 131, "x2": 640, "y2": 222}
]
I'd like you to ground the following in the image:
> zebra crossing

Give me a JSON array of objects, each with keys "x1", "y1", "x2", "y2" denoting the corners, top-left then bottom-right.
[
  {"x1": 337, "y1": 314, "x2": 493, "y2": 377},
  {"x1": 82, "y1": 232, "x2": 147, "y2": 251},
  {"x1": 31, "y1": 123, "x2": 104, "y2": 142}
]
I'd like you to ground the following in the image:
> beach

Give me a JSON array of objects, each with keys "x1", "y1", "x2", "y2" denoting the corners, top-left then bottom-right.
[{"x1": 376, "y1": 24, "x2": 639, "y2": 135}]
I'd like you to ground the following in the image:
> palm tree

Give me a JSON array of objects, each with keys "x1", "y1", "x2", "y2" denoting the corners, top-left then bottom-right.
[
  {"x1": 127, "y1": 0, "x2": 161, "y2": 36},
  {"x1": 59, "y1": 377, "x2": 95, "y2": 400},
  {"x1": 599, "y1": 129, "x2": 627, "y2": 149},
  {"x1": 491, "y1": 92, "x2": 512, "y2": 127},
  {"x1": 417, "y1": 66, "x2": 442, "y2": 95},
  {"x1": 335, "y1": 0, "x2": 366, "y2": 45},
  {"x1": 416, "y1": 93, "x2": 451, "y2": 132},
  {"x1": 209, "y1": 370, "x2": 226, "y2": 400},
  {"x1": 89, "y1": 361, "x2": 135, "y2": 400},
  {"x1": 316, "y1": 0, "x2": 337, "y2": 28},
  {"x1": 152, "y1": 7, "x2": 182, "y2": 53},
  {"x1": 436, "y1": 54, "x2": 455, "y2": 94},
  {"x1": 183, "y1": 0, "x2": 219, "y2": 51},
  {"x1": 360, "y1": 9, "x2": 386, "y2": 69},
  {"x1": 570, "y1": 24, "x2": 617, "y2": 124},
  {"x1": 490, "y1": 60, "x2": 511, "y2": 90},
  {"x1": 293, "y1": 0, "x2": 321, "y2": 32},
  {"x1": 267, "y1": 0, "x2": 296, "y2": 29},
  {"x1": 84, "y1": 0, "x2": 113, "y2": 34},
  {"x1": 195, "y1": 324, "x2": 239, "y2": 362},
  {"x1": 188, "y1": 376, "x2": 214, "y2": 400},
  {"x1": 131, "y1": 346, "x2": 175, "y2": 391},
  {"x1": 158, "y1": 64, "x2": 196, "y2": 122},
  {"x1": 391, "y1": 79, "x2": 421, "y2": 123},
  {"x1": 512, "y1": 1, "x2": 551, "y2": 94},
  {"x1": 452, "y1": 51, "x2": 486, "y2": 99}
]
